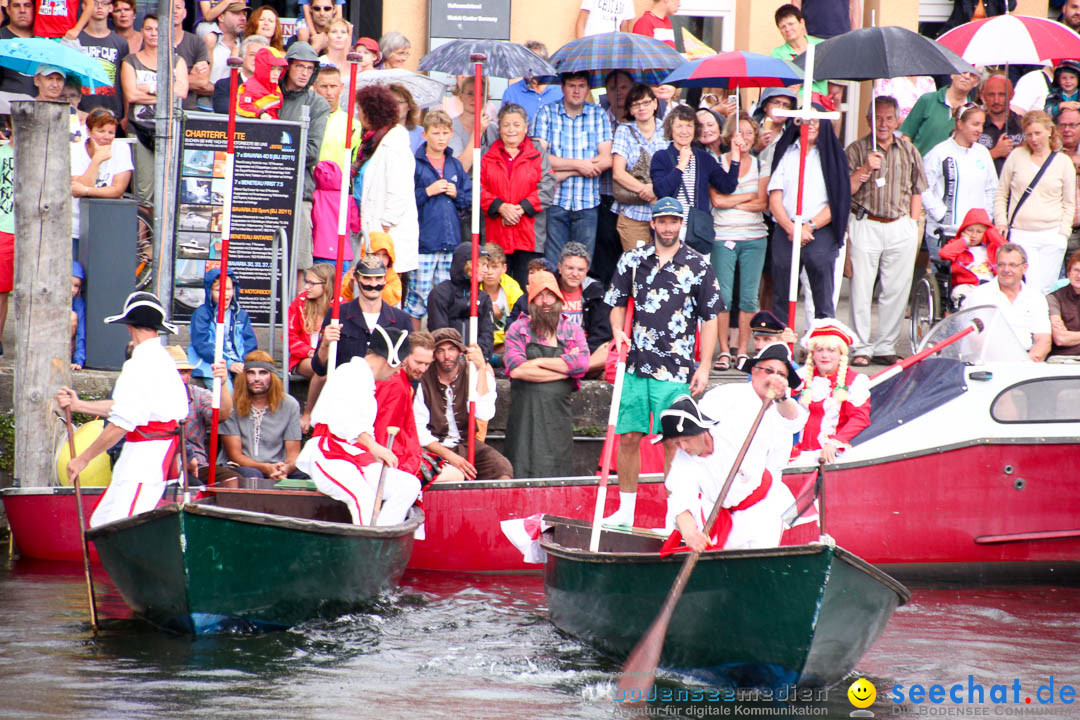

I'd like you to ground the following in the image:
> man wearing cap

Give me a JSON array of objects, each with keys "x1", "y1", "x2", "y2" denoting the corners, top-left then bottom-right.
[
  {"x1": 738, "y1": 310, "x2": 799, "y2": 371},
  {"x1": 64, "y1": 292, "x2": 189, "y2": 527},
  {"x1": 603, "y1": 196, "x2": 723, "y2": 527},
  {"x1": 502, "y1": 270, "x2": 589, "y2": 478},
  {"x1": 297, "y1": 325, "x2": 420, "y2": 525},
  {"x1": 34, "y1": 65, "x2": 67, "y2": 103},
  {"x1": 414, "y1": 328, "x2": 512, "y2": 482},
  {"x1": 206, "y1": 2, "x2": 249, "y2": 86},
  {"x1": 302, "y1": 254, "x2": 412, "y2": 432},
  {"x1": 280, "y1": 41, "x2": 330, "y2": 283},
  {"x1": 221, "y1": 350, "x2": 303, "y2": 480},
  {"x1": 665, "y1": 344, "x2": 807, "y2": 552}
]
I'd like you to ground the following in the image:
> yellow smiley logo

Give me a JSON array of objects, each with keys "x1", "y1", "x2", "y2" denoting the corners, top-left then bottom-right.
[{"x1": 848, "y1": 678, "x2": 877, "y2": 709}]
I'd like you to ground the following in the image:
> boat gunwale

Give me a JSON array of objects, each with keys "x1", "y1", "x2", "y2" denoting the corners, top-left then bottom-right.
[
  {"x1": 86, "y1": 500, "x2": 424, "y2": 540},
  {"x1": 424, "y1": 472, "x2": 666, "y2": 491}
]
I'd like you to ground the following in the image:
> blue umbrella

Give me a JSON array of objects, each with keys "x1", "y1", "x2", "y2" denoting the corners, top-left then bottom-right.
[
  {"x1": 418, "y1": 39, "x2": 555, "y2": 79},
  {"x1": 545, "y1": 32, "x2": 685, "y2": 88},
  {"x1": 0, "y1": 37, "x2": 112, "y2": 90}
]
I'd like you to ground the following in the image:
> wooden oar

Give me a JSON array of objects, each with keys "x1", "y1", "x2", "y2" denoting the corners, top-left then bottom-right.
[
  {"x1": 63, "y1": 408, "x2": 98, "y2": 632},
  {"x1": 368, "y1": 426, "x2": 399, "y2": 526},
  {"x1": 617, "y1": 393, "x2": 773, "y2": 701},
  {"x1": 869, "y1": 317, "x2": 984, "y2": 389}
]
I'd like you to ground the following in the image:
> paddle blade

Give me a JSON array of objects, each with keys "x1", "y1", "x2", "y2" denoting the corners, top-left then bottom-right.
[{"x1": 617, "y1": 608, "x2": 670, "y2": 702}]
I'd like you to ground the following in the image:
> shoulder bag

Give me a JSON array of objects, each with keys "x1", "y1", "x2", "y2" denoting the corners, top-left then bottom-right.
[
  {"x1": 612, "y1": 125, "x2": 652, "y2": 206},
  {"x1": 676, "y1": 151, "x2": 716, "y2": 255}
]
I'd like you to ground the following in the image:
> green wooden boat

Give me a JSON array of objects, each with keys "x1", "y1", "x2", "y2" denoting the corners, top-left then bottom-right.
[
  {"x1": 541, "y1": 517, "x2": 909, "y2": 688},
  {"x1": 86, "y1": 487, "x2": 422, "y2": 635}
]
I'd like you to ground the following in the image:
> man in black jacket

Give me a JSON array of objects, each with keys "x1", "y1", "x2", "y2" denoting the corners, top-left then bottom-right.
[
  {"x1": 300, "y1": 255, "x2": 412, "y2": 432},
  {"x1": 427, "y1": 242, "x2": 496, "y2": 361}
]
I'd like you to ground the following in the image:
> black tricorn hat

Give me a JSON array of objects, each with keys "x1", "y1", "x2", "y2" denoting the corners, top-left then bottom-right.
[
  {"x1": 104, "y1": 292, "x2": 178, "y2": 334},
  {"x1": 651, "y1": 394, "x2": 718, "y2": 444},
  {"x1": 742, "y1": 341, "x2": 801, "y2": 390},
  {"x1": 368, "y1": 325, "x2": 409, "y2": 367}
]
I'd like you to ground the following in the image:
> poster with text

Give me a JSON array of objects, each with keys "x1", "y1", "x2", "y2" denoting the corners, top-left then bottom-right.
[{"x1": 172, "y1": 113, "x2": 305, "y2": 325}]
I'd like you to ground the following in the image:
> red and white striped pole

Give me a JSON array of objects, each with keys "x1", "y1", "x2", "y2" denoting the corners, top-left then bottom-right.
[
  {"x1": 327, "y1": 52, "x2": 363, "y2": 376},
  {"x1": 466, "y1": 53, "x2": 485, "y2": 467},
  {"x1": 206, "y1": 55, "x2": 244, "y2": 488}
]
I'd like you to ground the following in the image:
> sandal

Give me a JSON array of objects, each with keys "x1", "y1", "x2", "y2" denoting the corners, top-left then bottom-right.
[
  {"x1": 736, "y1": 353, "x2": 750, "y2": 370},
  {"x1": 713, "y1": 352, "x2": 731, "y2": 371},
  {"x1": 852, "y1": 355, "x2": 871, "y2": 367}
]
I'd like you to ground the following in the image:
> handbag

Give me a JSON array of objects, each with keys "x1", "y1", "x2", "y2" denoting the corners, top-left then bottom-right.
[
  {"x1": 612, "y1": 126, "x2": 651, "y2": 205},
  {"x1": 675, "y1": 155, "x2": 715, "y2": 254},
  {"x1": 1006, "y1": 151, "x2": 1058, "y2": 238}
]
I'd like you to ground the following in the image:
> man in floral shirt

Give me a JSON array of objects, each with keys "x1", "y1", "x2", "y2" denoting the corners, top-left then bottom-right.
[{"x1": 603, "y1": 197, "x2": 724, "y2": 526}]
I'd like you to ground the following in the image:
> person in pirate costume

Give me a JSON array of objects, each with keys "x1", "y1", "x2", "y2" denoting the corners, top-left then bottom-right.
[
  {"x1": 663, "y1": 342, "x2": 807, "y2": 553},
  {"x1": 65, "y1": 292, "x2": 189, "y2": 528},
  {"x1": 296, "y1": 325, "x2": 421, "y2": 526},
  {"x1": 790, "y1": 319, "x2": 871, "y2": 465}
]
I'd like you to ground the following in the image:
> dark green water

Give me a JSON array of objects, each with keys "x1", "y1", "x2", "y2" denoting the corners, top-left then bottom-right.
[{"x1": 1, "y1": 551, "x2": 1077, "y2": 719}]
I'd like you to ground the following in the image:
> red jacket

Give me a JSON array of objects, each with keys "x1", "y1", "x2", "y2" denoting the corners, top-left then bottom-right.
[
  {"x1": 287, "y1": 292, "x2": 319, "y2": 371},
  {"x1": 480, "y1": 136, "x2": 544, "y2": 254},
  {"x1": 374, "y1": 368, "x2": 421, "y2": 477},
  {"x1": 939, "y1": 208, "x2": 1006, "y2": 288}
]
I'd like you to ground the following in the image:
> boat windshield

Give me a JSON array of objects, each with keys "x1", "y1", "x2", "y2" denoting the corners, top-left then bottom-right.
[{"x1": 917, "y1": 305, "x2": 1029, "y2": 364}]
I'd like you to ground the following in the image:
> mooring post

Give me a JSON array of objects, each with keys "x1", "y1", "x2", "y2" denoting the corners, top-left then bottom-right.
[{"x1": 11, "y1": 100, "x2": 74, "y2": 488}]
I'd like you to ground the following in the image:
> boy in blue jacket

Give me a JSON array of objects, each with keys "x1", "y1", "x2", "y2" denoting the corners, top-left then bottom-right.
[
  {"x1": 408, "y1": 109, "x2": 471, "y2": 328},
  {"x1": 187, "y1": 268, "x2": 258, "y2": 390}
]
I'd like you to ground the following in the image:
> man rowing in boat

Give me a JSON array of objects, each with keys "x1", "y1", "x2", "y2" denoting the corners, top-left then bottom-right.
[
  {"x1": 296, "y1": 325, "x2": 421, "y2": 525},
  {"x1": 64, "y1": 292, "x2": 189, "y2": 528},
  {"x1": 662, "y1": 343, "x2": 807, "y2": 552}
]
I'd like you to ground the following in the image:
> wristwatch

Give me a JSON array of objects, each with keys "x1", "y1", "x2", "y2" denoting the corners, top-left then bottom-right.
[{"x1": 808, "y1": 219, "x2": 817, "y2": 231}]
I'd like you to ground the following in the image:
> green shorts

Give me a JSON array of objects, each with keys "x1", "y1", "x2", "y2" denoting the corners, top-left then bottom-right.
[{"x1": 615, "y1": 373, "x2": 691, "y2": 435}]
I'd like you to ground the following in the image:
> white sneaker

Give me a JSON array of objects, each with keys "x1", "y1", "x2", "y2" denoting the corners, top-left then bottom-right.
[{"x1": 602, "y1": 510, "x2": 632, "y2": 528}]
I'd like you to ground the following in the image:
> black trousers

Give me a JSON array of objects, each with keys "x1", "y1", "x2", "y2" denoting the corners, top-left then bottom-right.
[
  {"x1": 589, "y1": 195, "x2": 621, "y2": 287},
  {"x1": 770, "y1": 222, "x2": 839, "y2": 326}
]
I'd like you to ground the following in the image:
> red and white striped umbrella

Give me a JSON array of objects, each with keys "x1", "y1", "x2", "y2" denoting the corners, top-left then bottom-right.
[{"x1": 938, "y1": 14, "x2": 1080, "y2": 65}]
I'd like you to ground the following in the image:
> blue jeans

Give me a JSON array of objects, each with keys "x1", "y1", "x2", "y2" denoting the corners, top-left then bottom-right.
[{"x1": 544, "y1": 205, "x2": 598, "y2": 267}]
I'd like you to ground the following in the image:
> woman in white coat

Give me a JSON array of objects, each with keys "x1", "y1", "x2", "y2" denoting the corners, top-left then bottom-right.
[{"x1": 353, "y1": 85, "x2": 419, "y2": 276}]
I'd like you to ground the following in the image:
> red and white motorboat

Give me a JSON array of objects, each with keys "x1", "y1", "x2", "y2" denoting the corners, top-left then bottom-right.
[{"x1": 781, "y1": 306, "x2": 1080, "y2": 580}]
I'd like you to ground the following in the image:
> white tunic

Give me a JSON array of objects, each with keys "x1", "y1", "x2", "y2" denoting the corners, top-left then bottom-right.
[{"x1": 668, "y1": 383, "x2": 807, "y2": 549}]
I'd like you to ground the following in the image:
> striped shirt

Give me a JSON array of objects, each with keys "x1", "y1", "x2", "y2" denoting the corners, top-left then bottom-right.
[
  {"x1": 713, "y1": 155, "x2": 767, "y2": 241},
  {"x1": 845, "y1": 134, "x2": 927, "y2": 219},
  {"x1": 612, "y1": 121, "x2": 669, "y2": 222},
  {"x1": 531, "y1": 100, "x2": 613, "y2": 211}
]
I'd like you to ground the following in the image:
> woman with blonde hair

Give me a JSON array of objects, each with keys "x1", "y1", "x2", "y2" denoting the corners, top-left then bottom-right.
[
  {"x1": 287, "y1": 263, "x2": 336, "y2": 377},
  {"x1": 245, "y1": 6, "x2": 284, "y2": 51},
  {"x1": 994, "y1": 109, "x2": 1077, "y2": 294},
  {"x1": 791, "y1": 320, "x2": 870, "y2": 465},
  {"x1": 710, "y1": 110, "x2": 768, "y2": 370},
  {"x1": 450, "y1": 75, "x2": 492, "y2": 172},
  {"x1": 320, "y1": 18, "x2": 352, "y2": 76}
]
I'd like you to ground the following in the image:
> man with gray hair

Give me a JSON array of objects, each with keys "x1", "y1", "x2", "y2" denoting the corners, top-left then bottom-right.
[
  {"x1": 499, "y1": 40, "x2": 563, "y2": 123},
  {"x1": 961, "y1": 243, "x2": 1051, "y2": 361},
  {"x1": 556, "y1": 241, "x2": 612, "y2": 375},
  {"x1": 212, "y1": 34, "x2": 269, "y2": 114}
]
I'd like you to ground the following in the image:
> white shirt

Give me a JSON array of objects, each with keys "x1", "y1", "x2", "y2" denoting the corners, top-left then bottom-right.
[
  {"x1": 310, "y1": 355, "x2": 376, "y2": 443},
  {"x1": 767, "y1": 141, "x2": 828, "y2": 220},
  {"x1": 1012, "y1": 68, "x2": 1051, "y2": 115},
  {"x1": 962, "y1": 278, "x2": 1051, "y2": 350},
  {"x1": 109, "y1": 338, "x2": 188, "y2": 432},
  {"x1": 667, "y1": 383, "x2": 807, "y2": 548},
  {"x1": 413, "y1": 366, "x2": 497, "y2": 448},
  {"x1": 920, "y1": 137, "x2": 997, "y2": 239},
  {"x1": 70, "y1": 138, "x2": 134, "y2": 240},
  {"x1": 579, "y1": 0, "x2": 634, "y2": 36}
]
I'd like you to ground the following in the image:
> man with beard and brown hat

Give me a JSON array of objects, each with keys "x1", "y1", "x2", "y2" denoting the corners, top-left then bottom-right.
[
  {"x1": 502, "y1": 270, "x2": 589, "y2": 478},
  {"x1": 414, "y1": 328, "x2": 511, "y2": 482}
]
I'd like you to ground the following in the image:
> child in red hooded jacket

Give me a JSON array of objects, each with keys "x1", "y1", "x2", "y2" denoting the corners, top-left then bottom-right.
[
  {"x1": 236, "y1": 47, "x2": 288, "y2": 120},
  {"x1": 939, "y1": 207, "x2": 1007, "y2": 306}
]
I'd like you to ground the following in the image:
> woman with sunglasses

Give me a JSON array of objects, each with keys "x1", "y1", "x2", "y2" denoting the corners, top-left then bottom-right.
[
  {"x1": 921, "y1": 103, "x2": 998, "y2": 261},
  {"x1": 71, "y1": 108, "x2": 133, "y2": 256}
]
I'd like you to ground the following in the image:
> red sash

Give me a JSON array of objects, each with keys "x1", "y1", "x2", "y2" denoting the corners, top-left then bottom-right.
[
  {"x1": 124, "y1": 419, "x2": 178, "y2": 442},
  {"x1": 659, "y1": 470, "x2": 773, "y2": 557},
  {"x1": 312, "y1": 423, "x2": 376, "y2": 469}
]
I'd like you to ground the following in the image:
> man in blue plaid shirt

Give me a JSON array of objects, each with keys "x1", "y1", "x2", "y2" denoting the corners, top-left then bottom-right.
[{"x1": 530, "y1": 71, "x2": 613, "y2": 268}]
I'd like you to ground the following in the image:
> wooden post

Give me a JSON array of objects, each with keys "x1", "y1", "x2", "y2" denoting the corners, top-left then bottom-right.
[{"x1": 11, "y1": 100, "x2": 73, "y2": 488}]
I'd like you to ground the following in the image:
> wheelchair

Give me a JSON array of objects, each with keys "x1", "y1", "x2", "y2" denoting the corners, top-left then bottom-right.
[{"x1": 909, "y1": 258, "x2": 958, "y2": 349}]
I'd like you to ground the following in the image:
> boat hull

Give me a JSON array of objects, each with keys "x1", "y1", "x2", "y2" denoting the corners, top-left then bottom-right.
[
  {"x1": 782, "y1": 440, "x2": 1080, "y2": 579},
  {"x1": 1, "y1": 487, "x2": 104, "y2": 563},
  {"x1": 542, "y1": 521, "x2": 909, "y2": 688},
  {"x1": 86, "y1": 502, "x2": 421, "y2": 634}
]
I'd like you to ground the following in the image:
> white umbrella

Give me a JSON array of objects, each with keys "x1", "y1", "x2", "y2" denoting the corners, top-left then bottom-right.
[{"x1": 353, "y1": 68, "x2": 450, "y2": 108}]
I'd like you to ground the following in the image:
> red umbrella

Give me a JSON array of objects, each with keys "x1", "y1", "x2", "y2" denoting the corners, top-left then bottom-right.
[{"x1": 938, "y1": 14, "x2": 1080, "y2": 65}]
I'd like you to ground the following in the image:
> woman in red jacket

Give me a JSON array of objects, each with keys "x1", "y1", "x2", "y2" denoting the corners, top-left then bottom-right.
[
  {"x1": 287, "y1": 263, "x2": 335, "y2": 376},
  {"x1": 481, "y1": 103, "x2": 546, "y2": 288}
]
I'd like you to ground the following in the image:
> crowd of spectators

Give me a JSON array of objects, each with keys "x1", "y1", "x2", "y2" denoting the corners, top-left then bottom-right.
[{"x1": 9, "y1": 0, "x2": 1080, "y2": 488}]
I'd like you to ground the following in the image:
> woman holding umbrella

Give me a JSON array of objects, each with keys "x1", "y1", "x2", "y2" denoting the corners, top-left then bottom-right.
[
  {"x1": 767, "y1": 115, "x2": 850, "y2": 326},
  {"x1": 353, "y1": 85, "x2": 419, "y2": 279}
]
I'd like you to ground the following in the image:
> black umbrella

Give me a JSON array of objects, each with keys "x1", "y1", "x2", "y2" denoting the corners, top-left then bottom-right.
[
  {"x1": 792, "y1": 26, "x2": 976, "y2": 80},
  {"x1": 417, "y1": 39, "x2": 556, "y2": 79}
]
